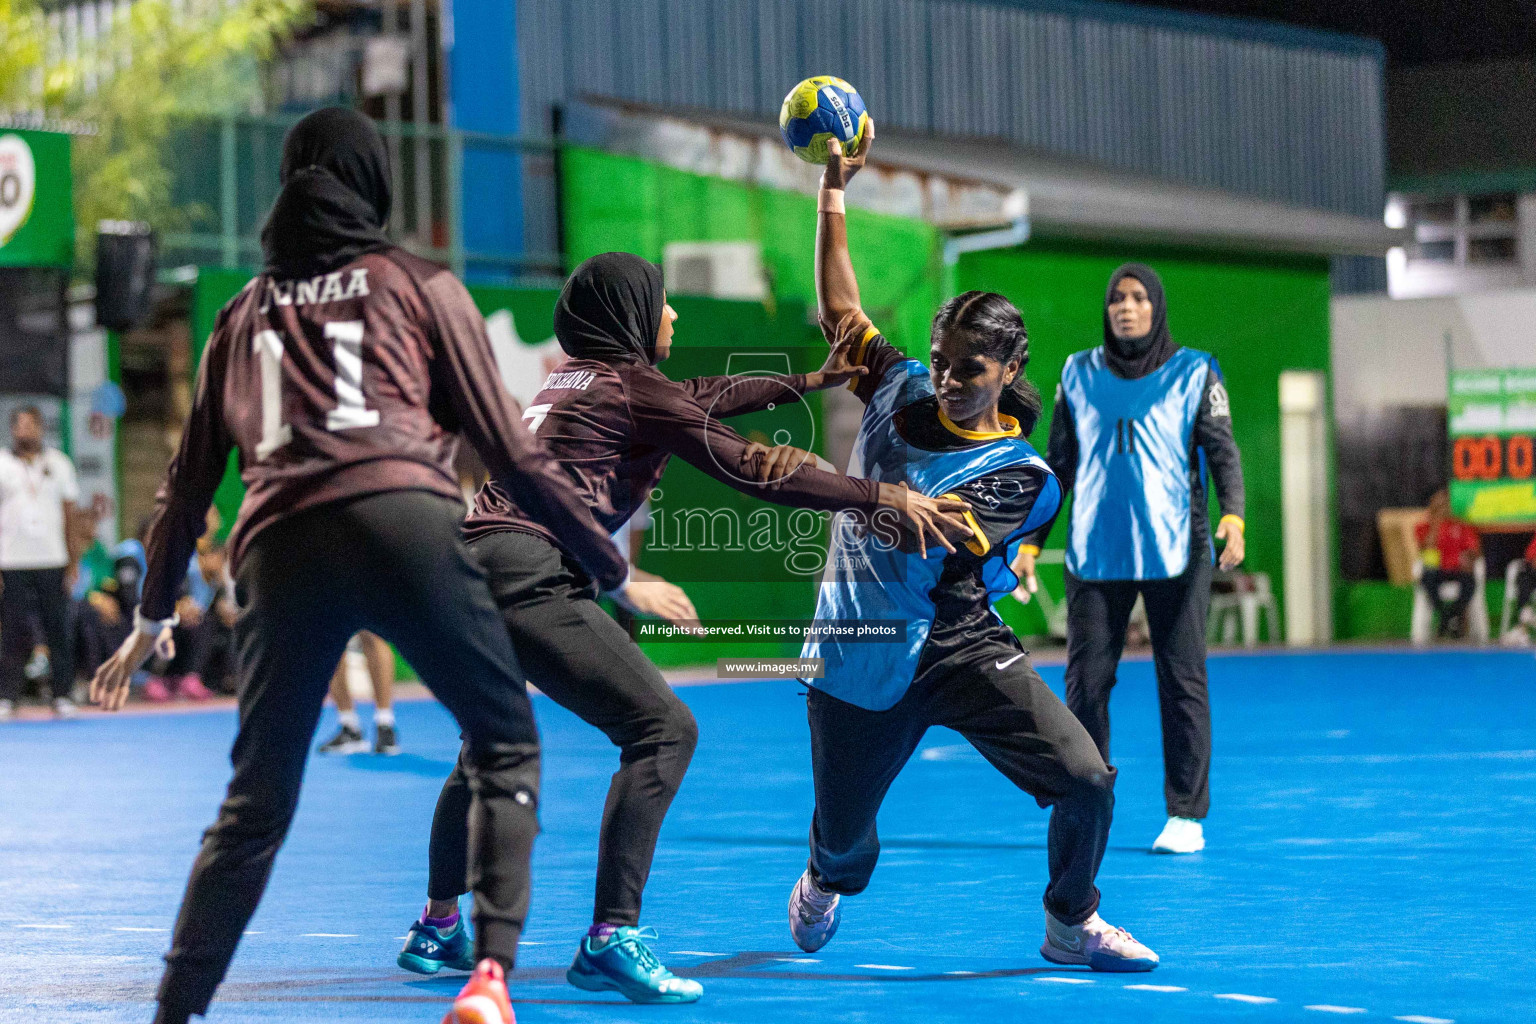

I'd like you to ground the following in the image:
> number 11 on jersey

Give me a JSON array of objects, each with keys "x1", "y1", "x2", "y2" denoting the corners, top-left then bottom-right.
[{"x1": 253, "y1": 320, "x2": 380, "y2": 461}]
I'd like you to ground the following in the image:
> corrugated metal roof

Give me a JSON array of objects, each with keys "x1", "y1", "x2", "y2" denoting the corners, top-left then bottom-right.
[{"x1": 517, "y1": 0, "x2": 1386, "y2": 219}]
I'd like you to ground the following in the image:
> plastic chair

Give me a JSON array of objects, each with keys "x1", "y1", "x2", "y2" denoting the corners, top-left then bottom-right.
[
  {"x1": 1499, "y1": 560, "x2": 1527, "y2": 639},
  {"x1": 1410, "y1": 556, "x2": 1488, "y2": 645},
  {"x1": 1207, "y1": 572, "x2": 1280, "y2": 647},
  {"x1": 1011, "y1": 548, "x2": 1068, "y2": 640}
]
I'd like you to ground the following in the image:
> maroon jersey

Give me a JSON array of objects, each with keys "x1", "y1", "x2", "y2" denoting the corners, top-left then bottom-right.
[
  {"x1": 464, "y1": 357, "x2": 882, "y2": 560},
  {"x1": 140, "y1": 248, "x2": 627, "y2": 619}
]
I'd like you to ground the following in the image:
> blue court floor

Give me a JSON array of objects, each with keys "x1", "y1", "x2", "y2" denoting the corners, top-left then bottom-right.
[{"x1": 1, "y1": 648, "x2": 1532, "y2": 1023}]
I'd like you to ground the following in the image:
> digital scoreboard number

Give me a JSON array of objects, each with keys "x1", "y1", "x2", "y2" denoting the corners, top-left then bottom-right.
[
  {"x1": 1452, "y1": 433, "x2": 1536, "y2": 482},
  {"x1": 1448, "y1": 369, "x2": 1536, "y2": 524}
]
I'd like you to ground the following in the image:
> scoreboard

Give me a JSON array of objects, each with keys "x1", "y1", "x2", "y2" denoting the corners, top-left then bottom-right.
[{"x1": 1448, "y1": 368, "x2": 1536, "y2": 525}]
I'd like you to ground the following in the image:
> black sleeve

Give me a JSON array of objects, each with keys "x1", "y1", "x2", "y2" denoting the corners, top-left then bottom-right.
[
  {"x1": 627, "y1": 372, "x2": 882, "y2": 513},
  {"x1": 1193, "y1": 361, "x2": 1245, "y2": 522},
  {"x1": 941, "y1": 467, "x2": 1047, "y2": 561},
  {"x1": 848, "y1": 331, "x2": 909, "y2": 406},
  {"x1": 140, "y1": 319, "x2": 235, "y2": 620},
  {"x1": 1021, "y1": 383, "x2": 1077, "y2": 549},
  {"x1": 680, "y1": 373, "x2": 810, "y2": 418}
]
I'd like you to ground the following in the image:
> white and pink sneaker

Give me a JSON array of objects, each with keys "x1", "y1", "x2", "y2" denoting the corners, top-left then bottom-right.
[{"x1": 1041, "y1": 911, "x2": 1159, "y2": 972}]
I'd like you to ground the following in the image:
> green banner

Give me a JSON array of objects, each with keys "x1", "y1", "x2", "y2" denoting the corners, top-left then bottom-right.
[
  {"x1": 0, "y1": 129, "x2": 73, "y2": 269},
  {"x1": 1448, "y1": 367, "x2": 1536, "y2": 524}
]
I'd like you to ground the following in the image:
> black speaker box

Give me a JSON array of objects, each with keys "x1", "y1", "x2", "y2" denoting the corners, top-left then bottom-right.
[{"x1": 96, "y1": 220, "x2": 157, "y2": 333}]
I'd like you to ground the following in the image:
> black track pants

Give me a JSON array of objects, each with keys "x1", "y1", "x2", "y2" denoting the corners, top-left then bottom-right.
[
  {"x1": 428, "y1": 530, "x2": 697, "y2": 927},
  {"x1": 0, "y1": 566, "x2": 73, "y2": 701},
  {"x1": 1063, "y1": 551, "x2": 1213, "y2": 820},
  {"x1": 806, "y1": 637, "x2": 1114, "y2": 925},
  {"x1": 157, "y1": 492, "x2": 540, "y2": 1019}
]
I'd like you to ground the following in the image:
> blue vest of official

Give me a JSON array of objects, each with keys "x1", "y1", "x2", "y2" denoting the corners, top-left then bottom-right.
[
  {"x1": 1060, "y1": 346, "x2": 1214, "y2": 581},
  {"x1": 802, "y1": 359, "x2": 1060, "y2": 711}
]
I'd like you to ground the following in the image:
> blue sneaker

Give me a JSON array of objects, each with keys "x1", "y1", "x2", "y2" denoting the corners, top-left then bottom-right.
[
  {"x1": 788, "y1": 870, "x2": 840, "y2": 953},
  {"x1": 566, "y1": 927, "x2": 703, "y2": 1004},
  {"x1": 397, "y1": 917, "x2": 476, "y2": 975}
]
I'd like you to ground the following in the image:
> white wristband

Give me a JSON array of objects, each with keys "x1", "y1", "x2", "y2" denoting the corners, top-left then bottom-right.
[
  {"x1": 134, "y1": 606, "x2": 180, "y2": 636},
  {"x1": 818, "y1": 188, "x2": 846, "y2": 215}
]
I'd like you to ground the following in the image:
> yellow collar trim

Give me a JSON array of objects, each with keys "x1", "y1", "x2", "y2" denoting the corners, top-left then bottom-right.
[{"x1": 937, "y1": 407, "x2": 1022, "y2": 441}]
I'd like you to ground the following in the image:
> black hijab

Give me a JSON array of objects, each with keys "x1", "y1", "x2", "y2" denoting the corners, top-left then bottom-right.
[
  {"x1": 553, "y1": 252, "x2": 664, "y2": 365},
  {"x1": 1102, "y1": 262, "x2": 1178, "y2": 380},
  {"x1": 260, "y1": 107, "x2": 393, "y2": 278}
]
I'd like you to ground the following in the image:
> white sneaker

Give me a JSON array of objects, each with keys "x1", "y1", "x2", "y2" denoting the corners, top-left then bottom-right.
[
  {"x1": 52, "y1": 697, "x2": 78, "y2": 720},
  {"x1": 1151, "y1": 816, "x2": 1204, "y2": 854},
  {"x1": 1041, "y1": 911, "x2": 1158, "y2": 972},
  {"x1": 0, "y1": 698, "x2": 14, "y2": 721},
  {"x1": 1501, "y1": 627, "x2": 1532, "y2": 648},
  {"x1": 787, "y1": 870, "x2": 841, "y2": 953}
]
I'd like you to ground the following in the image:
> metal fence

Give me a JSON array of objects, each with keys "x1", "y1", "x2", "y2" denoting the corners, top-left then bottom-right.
[{"x1": 160, "y1": 114, "x2": 562, "y2": 281}]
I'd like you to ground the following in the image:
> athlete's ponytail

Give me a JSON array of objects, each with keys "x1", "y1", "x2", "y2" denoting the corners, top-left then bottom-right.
[{"x1": 931, "y1": 290, "x2": 1042, "y2": 436}]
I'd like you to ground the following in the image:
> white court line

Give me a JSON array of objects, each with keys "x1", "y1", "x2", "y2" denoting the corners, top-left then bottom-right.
[
  {"x1": 301, "y1": 933, "x2": 357, "y2": 938},
  {"x1": 243, "y1": 931, "x2": 263, "y2": 936},
  {"x1": 855, "y1": 964, "x2": 914, "y2": 971},
  {"x1": 112, "y1": 927, "x2": 168, "y2": 933},
  {"x1": 944, "y1": 970, "x2": 977, "y2": 976},
  {"x1": 1216, "y1": 993, "x2": 1278, "y2": 1004},
  {"x1": 776, "y1": 958, "x2": 820, "y2": 964},
  {"x1": 1307, "y1": 1007, "x2": 1366, "y2": 1015},
  {"x1": 1395, "y1": 1017, "x2": 1454, "y2": 1023},
  {"x1": 672, "y1": 950, "x2": 728, "y2": 956},
  {"x1": 1037, "y1": 976, "x2": 1094, "y2": 985},
  {"x1": 1126, "y1": 984, "x2": 1187, "y2": 992},
  {"x1": 16, "y1": 923, "x2": 71, "y2": 929},
  {"x1": 517, "y1": 941, "x2": 545, "y2": 946}
]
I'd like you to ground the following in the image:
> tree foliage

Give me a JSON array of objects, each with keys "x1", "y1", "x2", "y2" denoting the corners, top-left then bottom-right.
[{"x1": 2, "y1": 0, "x2": 312, "y2": 267}]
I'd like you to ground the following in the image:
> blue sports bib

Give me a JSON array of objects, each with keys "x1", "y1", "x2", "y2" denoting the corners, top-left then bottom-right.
[
  {"x1": 801, "y1": 360, "x2": 1060, "y2": 711},
  {"x1": 1059, "y1": 346, "x2": 1214, "y2": 581}
]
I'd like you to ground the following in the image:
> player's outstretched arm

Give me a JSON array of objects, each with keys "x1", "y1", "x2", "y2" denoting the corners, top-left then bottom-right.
[
  {"x1": 631, "y1": 376, "x2": 881, "y2": 515},
  {"x1": 93, "y1": 328, "x2": 234, "y2": 711},
  {"x1": 816, "y1": 121, "x2": 875, "y2": 346},
  {"x1": 740, "y1": 441, "x2": 971, "y2": 559},
  {"x1": 678, "y1": 333, "x2": 868, "y2": 422}
]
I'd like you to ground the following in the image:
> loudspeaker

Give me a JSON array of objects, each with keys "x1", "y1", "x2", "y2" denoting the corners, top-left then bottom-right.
[
  {"x1": 0, "y1": 267, "x2": 68, "y2": 395},
  {"x1": 95, "y1": 220, "x2": 157, "y2": 333}
]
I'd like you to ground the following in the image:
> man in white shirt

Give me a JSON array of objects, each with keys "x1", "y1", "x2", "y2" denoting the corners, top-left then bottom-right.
[{"x1": 0, "y1": 406, "x2": 84, "y2": 719}]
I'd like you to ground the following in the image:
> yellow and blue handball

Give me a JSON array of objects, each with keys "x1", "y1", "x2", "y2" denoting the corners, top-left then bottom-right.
[{"x1": 779, "y1": 76, "x2": 869, "y2": 164}]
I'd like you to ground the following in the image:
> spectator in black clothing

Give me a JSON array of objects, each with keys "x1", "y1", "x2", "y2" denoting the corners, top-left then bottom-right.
[
  {"x1": 75, "y1": 546, "x2": 145, "y2": 689},
  {"x1": 149, "y1": 538, "x2": 235, "y2": 700},
  {"x1": 1502, "y1": 532, "x2": 1536, "y2": 646}
]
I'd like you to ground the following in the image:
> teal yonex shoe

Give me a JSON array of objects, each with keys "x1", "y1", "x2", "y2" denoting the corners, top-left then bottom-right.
[
  {"x1": 397, "y1": 916, "x2": 477, "y2": 975},
  {"x1": 566, "y1": 927, "x2": 703, "y2": 1004}
]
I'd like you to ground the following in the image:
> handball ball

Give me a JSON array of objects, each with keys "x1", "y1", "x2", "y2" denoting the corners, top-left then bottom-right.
[{"x1": 780, "y1": 76, "x2": 869, "y2": 165}]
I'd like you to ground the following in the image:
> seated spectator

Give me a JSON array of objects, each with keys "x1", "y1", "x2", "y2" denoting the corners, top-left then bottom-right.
[
  {"x1": 145, "y1": 537, "x2": 236, "y2": 701},
  {"x1": 75, "y1": 541, "x2": 145, "y2": 684},
  {"x1": 1502, "y1": 532, "x2": 1536, "y2": 646},
  {"x1": 1415, "y1": 489, "x2": 1481, "y2": 640}
]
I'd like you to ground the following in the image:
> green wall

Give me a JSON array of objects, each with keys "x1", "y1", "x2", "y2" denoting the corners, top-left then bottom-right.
[
  {"x1": 563, "y1": 146, "x2": 942, "y2": 358},
  {"x1": 954, "y1": 242, "x2": 1334, "y2": 637},
  {"x1": 563, "y1": 149, "x2": 1337, "y2": 640}
]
